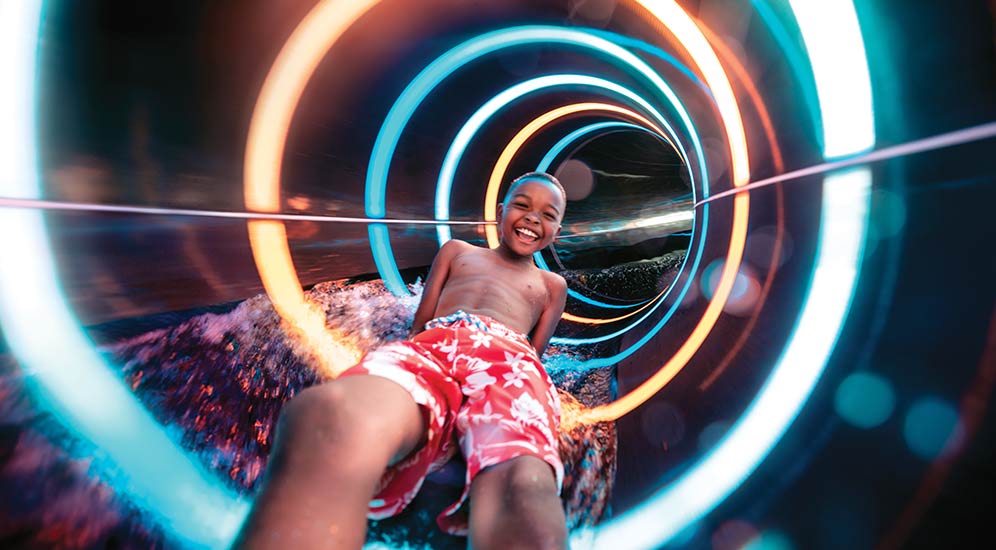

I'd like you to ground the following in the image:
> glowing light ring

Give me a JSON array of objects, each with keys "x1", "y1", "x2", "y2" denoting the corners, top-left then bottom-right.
[
  {"x1": 365, "y1": 25, "x2": 711, "y2": 296},
  {"x1": 435, "y1": 74, "x2": 685, "y2": 246},
  {"x1": 479, "y1": 103, "x2": 687, "y2": 332},
  {"x1": 8, "y1": 0, "x2": 872, "y2": 548},
  {"x1": 485, "y1": 104, "x2": 676, "y2": 249},
  {"x1": 537, "y1": 120, "x2": 658, "y2": 309},
  {"x1": 2, "y1": 2, "x2": 247, "y2": 547},
  {"x1": 479, "y1": 102, "x2": 673, "y2": 318},
  {"x1": 240, "y1": 0, "x2": 744, "y2": 428},
  {"x1": 484, "y1": 103, "x2": 660, "y2": 314},
  {"x1": 585, "y1": 29, "x2": 715, "y2": 100},
  {"x1": 367, "y1": 24, "x2": 706, "y2": 216},
  {"x1": 434, "y1": 79, "x2": 693, "y2": 334},
  {"x1": 246, "y1": 0, "x2": 750, "y2": 545},
  {"x1": 750, "y1": 0, "x2": 824, "y2": 151},
  {"x1": 587, "y1": 1, "x2": 873, "y2": 547},
  {"x1": 576, "y1": 0, "x2": 751, "y2": 414},
  {"x1": 538, "y1": 121, "x2": 646, "y2": 171},
  {"x1": 242, "y1": 1, "x2": 745, "y2": 547}
]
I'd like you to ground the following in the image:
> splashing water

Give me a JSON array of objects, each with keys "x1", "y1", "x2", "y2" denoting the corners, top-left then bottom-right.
[{"x1": 1, "y1": 274, "x2": 625, "y2": 548}]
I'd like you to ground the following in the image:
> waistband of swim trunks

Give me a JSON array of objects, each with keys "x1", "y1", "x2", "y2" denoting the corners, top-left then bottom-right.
[{"x1": 424, "y1": 310, "x2": 530, "y2": 343}]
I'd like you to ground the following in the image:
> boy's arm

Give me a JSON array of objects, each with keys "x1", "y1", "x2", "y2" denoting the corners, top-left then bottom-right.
[
  {"x1": 530, "y1": 273, "x2": 567, "y2": 358},
  {"x1": 409, "y1": 239, "x2": 465, "y2": 338}
]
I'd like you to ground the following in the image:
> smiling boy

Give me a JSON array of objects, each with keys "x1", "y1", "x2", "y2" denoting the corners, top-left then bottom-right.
[{"x1": 235, "y1": 172, "x2": 569, "y2": 550}]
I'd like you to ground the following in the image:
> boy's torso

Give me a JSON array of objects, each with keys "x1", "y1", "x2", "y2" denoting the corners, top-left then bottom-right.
[{"x1": 433, "y1": 244, "x2": 550, "y2": 337}]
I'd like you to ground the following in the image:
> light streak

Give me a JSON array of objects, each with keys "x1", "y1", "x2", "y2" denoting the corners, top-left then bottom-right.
[
  {"x1": 0, "y1": 196, "x2": 491, "y2": 225},
  {"x1": 243, "y1": 0, "x2": 384, "y2": 373},
  {"x1": 789, "y1": 0, "x2": 875, "y2": 157},
  {"x1": 480, "y1": 102, "x2": 674, "y2": 324},
  {"x1": 630, "y1": 0, "x2": 750, "y2": 187},
  {"x1": 579, "y1": 0, "x2": 751, "y2": 418},
  {"x1": 697, "y1": 121, "x2": 996, "y2": 207},
  {"x1": 483, "y1": 102, "x2": 672, "y2": 247},
  {"x1": 631, "y1": 210, "x2": 695, "y2": 229},
  {"x1": 588, "y1": 2, "x2": 874, "y2": 547},
  {"x1": 434, "y1": 74, "x2": 683, "y2": 246},
  {"x1": 364, "y1": 25, "x2": 710, "y2": 295},
  {"x1": 0, "y1": 2, "x2": 248, "y2": 547}
]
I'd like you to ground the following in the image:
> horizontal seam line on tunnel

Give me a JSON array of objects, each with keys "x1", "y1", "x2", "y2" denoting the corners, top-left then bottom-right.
[
  {"x1": 0, "y1": 197, "x2": 496, "y2": 225},
  {"x1": 694, "y1": 120, "x2": 996, "y2": 208}
]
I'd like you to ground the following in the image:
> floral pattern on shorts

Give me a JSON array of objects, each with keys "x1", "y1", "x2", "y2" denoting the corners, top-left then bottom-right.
[{"x1": 338, "y1": 310, "x2": 563, "y2": 535}]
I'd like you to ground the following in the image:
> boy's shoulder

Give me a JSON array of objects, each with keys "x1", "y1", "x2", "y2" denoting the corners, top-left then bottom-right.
[
  {"x1": 440, "y1": 239, "x2": 477, "y2": 251},
  {"x1": 539, "y1": 267, "x2": 567, "y2": 293},
  {"x1": 437, "y1": 238, "x2": 477, "y2": 258}
]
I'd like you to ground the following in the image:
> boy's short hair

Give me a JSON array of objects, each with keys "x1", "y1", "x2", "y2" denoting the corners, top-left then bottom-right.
[{"x1": 504, "y1": 172, "x2": 568, "y2": 205}]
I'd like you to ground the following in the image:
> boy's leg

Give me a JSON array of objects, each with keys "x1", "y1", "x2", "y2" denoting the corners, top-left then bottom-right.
[
  {"x1": 233, "y1": 375, "x2": 426, "y2": 550},
  {"x1": 467, "y1": 455, "x2": 567, "y2": 550}
]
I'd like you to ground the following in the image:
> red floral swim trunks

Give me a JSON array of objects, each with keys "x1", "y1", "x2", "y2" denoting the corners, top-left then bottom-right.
[{"x1": 338, "y1": 310, "x2": 563, "y2": 535}]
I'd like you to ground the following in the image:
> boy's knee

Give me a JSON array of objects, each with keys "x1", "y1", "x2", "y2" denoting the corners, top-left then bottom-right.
[
  {"x1": 282, "y1": 384, "x2": 350, "y2": 434},
  {"x1": 272, "y1": 378, "x2": 424, "y2": 473},
  {"x1": 471, "y1": 456, "x2": 566, "y2": 550},
  {"x1": 500, "y1": 456, "x2": 558, "y2": 497},
  {"x1": 276, "y1": 383, "x2": 380, "y2": 456}
]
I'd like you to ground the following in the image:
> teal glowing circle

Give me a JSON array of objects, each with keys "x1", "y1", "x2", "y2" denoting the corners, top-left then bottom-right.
[{"x1": 834, "y1": 371, "x2": 896, "y2": 429}]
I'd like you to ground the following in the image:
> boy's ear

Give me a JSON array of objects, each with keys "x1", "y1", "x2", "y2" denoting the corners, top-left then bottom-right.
[{"x1": 496, "y1": 202, "x2": 504, "y2": 222}]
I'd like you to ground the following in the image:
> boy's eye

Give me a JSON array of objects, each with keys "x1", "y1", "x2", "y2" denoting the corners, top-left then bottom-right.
[{"x1": 544, "y1": 213, "x2": 557, "y2": 220}]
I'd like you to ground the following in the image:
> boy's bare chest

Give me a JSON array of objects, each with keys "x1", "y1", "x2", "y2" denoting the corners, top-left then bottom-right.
[{"x1": 447, "y1": 254, "x2": 548, "y2": 307}]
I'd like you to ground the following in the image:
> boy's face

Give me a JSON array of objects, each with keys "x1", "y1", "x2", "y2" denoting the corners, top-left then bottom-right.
[{"x1": 496, "y1": 178, "x2": 565, "y2": 257}]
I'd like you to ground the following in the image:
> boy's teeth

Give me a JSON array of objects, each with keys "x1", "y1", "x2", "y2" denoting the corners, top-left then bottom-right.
[{"x1": 517, "y1": 228, "x2": 538, "y2": 239}]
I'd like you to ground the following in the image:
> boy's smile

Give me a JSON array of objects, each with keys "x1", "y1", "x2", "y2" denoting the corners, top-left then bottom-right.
[{"x1": 497, "y1": 178, "x2": 565, "y2": 258}]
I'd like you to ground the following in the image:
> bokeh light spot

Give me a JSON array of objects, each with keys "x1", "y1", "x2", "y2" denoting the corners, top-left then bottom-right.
[
  {"x1": 569, "y1": 0, "x2": 618, "y2": 24},
  {"x1": 711, "y1": 519, "x2": 758, "y2": 550},
  {"x1": 723, "y1": 268, "x2": 761, "y2": 316},
  {"x1": 701, "y1": 259, "x2": 725, "y2": 299},
  {"x1": 834, "y1": 371, "x2": 896, "y2": 428},
  {"x1": 699, "y1": 420, "x2": 730, "y2": 451},
  {"x1": 640, "y1": 400, "x2": 686, "y2": 450},
  {"x1": 745, "y1": 225, "x2": 793, "y2": 271},
  {"x1": 702, "y1": 260, "x2": 760, "y2": 316},
  {"x1": 903, "y1": 397, "x2": 962, "y2": 460},
  {"x1": 743, "y1": 530, "x2": 795, "y2": 550},
  {"x1": 870, "y1": 189, "x2": 907, "y2": 239},
  {"x1": 554, "y1": 158, "x2": 595, "y2": 201}
]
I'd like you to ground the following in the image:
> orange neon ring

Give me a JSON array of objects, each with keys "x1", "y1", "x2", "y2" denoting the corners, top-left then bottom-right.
[
  {"x1": 576, "y1": 0, "x2": 752, "y2": 424},
  {"x1": 483, "y1": 102, "x2": 675, "y2": 325},
  {"x1": 242, "y1": 0, "x2": 751, "y2": 416}
]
